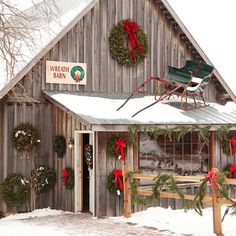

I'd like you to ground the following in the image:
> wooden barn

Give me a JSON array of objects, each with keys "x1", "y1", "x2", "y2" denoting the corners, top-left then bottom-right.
[{"x1": 0, "y1": 0, "x2": 236, "y2": 218}]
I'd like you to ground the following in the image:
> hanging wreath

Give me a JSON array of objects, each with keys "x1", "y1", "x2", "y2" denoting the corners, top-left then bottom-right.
[
  {"x1": 84, "y1": 144, "x2": 93, "y2": 170},
  {"x1": 106, "y1": 136, "x2": 127, "y2": 161},
  {"x1": 53, "y1": 135, "x2": 67, "y2": 158},
  {"x1": 62, "y1": 167, "x2": 74, "y2": 189},
  {"x1": 0, "y1": 174, "x2": 31, "y2": 206},
  {"x1": 109, "y1": 19, "x2": 148, "y2": 67},
  {"x1": 31, "y1": 165, "x2": 56, "y2": 194},
  {"x1": 12, "y1": 123, "x2": 39, "y2": 152},
  {"x1": 107, "y1": 169, "x2": 123, "y2": 196}
]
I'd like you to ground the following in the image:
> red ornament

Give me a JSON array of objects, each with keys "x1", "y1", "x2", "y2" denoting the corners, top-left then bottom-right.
[
  {"x1": 115, "y1": 137, "x2": 126, "y2": 161},
  {"x1": 62, "y1": 169, "x2": 69, "y2": 184},
  {"x1": 229, "y1": 164, "x2": 236, "y2": 179},
  {"x1": 113, "y1": 169, "x2": 123, "y2": 191},
  {"x1": 230, "y1": 137, "x2": 236, "y2": 157},
  {"x1": 123, "y1": 20, "x2": 144, "y2": 61},
  {"x1": 204, "y1": 170, "x2": 220, "y2": 189}
]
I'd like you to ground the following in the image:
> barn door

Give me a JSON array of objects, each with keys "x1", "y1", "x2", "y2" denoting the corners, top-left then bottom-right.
[{"x1": 74, "y1": 130, "x2": 94, "y2": 215}]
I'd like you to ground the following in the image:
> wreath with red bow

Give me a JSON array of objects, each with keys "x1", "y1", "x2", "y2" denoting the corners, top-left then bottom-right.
[
  {"x1": 109, "y1": 19, "x2": 148, "y2": 66},
  {"x1": 106, "y1": 136, "x2": 127, "y2": 161},
  {"x1": 107, "y1": 169, "x2": 123, "y2": 196},
  {"x1": 62, "y1": 167, "x2": 74, "y2": 189}
]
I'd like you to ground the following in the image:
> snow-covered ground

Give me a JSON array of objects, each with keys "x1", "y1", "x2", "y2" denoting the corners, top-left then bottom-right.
[{"x1": 0, "y1": 206, "x2": 236, "y2": 236}]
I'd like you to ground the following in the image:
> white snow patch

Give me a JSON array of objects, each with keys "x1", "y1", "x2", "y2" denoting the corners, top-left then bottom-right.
[
  {"x1": 1, "y1": 207, "x2": 68, "y2": 221},
  {"x1": 117, "y1": 206, "x2": 236, "y2": 236}
]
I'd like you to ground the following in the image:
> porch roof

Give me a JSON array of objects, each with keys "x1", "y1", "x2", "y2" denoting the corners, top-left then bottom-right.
[{"x1": 43, "y1": 91, "x2": 236, "y2": 130}]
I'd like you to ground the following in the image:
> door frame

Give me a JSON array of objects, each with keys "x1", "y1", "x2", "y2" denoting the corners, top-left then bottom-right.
[{"x1": 74, "y1": 130, "x2": 95, "y2": 216}]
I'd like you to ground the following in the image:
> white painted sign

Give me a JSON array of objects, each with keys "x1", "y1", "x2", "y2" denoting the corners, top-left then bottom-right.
[{"x1": 46, "y1": 61, "x2": 86, "y2": 85}]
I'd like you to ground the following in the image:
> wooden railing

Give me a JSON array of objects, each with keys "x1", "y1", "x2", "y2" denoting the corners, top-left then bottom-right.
[{"x1": 123, "y1": 165, "x2": 236, "y2": 236}]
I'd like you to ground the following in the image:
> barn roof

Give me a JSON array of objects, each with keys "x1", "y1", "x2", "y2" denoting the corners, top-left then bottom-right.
[
  {"x1": 0, "y1": 0, "x2": 235, "y2": 102},
  {"x1": 43, "y1": 91, "x2": 236, "y2": 131}
]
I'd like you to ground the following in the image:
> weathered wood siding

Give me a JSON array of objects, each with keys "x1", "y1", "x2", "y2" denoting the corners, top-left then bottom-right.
[
  {"x1": 0, "y1": 0, "x2": 221, "y2": 214},
  {"x1": 34, "y1": 0, "x2": 216, "y2": 101},
  {"x1": 95, "y1": 132, "x2": 133, "y2": 217}
]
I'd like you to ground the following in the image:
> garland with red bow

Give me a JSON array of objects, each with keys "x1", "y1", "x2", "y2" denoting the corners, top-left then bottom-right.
[
  {"x1": 107, "y1": 169, "x2": 123, "y2": 195},
  {"x1": 109, "y1": 19, "x2": 148, "y2": 66},
  {"x1": 62, "y1": 167, "x2": 74, "y2": 190},
  {"x1": 228, "y1": 164, "x2": 236, "y2": 179},
  {"x1": 204, "y1": 170, "x2": 220, "y2": 189}
]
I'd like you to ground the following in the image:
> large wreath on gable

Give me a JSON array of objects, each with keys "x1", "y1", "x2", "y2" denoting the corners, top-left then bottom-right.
[
  {"x1": 0, "y1": 174, "x2": 31, "y2": 206},
  {"x1": 31, "y1": 165, "x2": 56, "y2": 194},
  {"x1": 12, "y1": 123, "x2": 39, "y2": 152},
  {"x1": 109, "y1": 19, "x2": 148, "y2": 67}
]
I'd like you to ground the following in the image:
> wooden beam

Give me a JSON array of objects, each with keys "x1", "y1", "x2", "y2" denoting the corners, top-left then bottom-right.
[{"x1": 123, "y1": 165, "x2": 131, "y2": 218}]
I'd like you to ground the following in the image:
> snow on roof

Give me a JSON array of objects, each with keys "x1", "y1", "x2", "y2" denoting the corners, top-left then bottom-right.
[
  {"x1": 44, "y1": 91, "x2": 236, "y2": 127},
  {"x1": 167, "y1": 0, "x2": 236, "y2": 97}
]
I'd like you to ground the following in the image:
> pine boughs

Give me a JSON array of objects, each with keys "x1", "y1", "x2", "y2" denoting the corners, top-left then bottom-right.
[
  {"x1": 31, "y1": 165, "x2": 56, "y2": 194},
  {"x1": 12, "y1": 123, "x2": 39, "y2": 152},
  {"x1": 53, "y1": 135, "x2": 67, "y2": 158},
  {"x1": 109, "y1": 19, "x2": 148, "y2": 67},
  {"x1": 0, "y1": 174, "x2": 31, "y2": 206}
]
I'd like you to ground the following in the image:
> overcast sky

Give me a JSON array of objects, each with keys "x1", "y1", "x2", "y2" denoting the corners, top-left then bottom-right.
[{"x1": 167, "y1": 0, "x2": 236, "y2": 95}]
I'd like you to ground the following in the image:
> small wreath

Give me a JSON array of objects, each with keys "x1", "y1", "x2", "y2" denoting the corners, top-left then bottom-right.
[
  {"x1": 84, "y1": 144, "x2": 93, "y2": 170},
  {"x1": 62, "y1": 167, "x2": 74, "y2": 190},
  {"x1": 53, "y1": 135, "x2": 67, "y2": 158},
  {"x1": 106, "y1": 136, "x2": 127, "y2": 160},
  {"x1": 109, "y1": 19, "x2": 148, "y2": 67},
  {"x1": 31, "y1": 165, "x2": 56, "y2": 194},
  {"x1": 0, "y1": 174, "x2": 30, "y2": 206},
  {"x1": 70, "y1": 66, "x2": 85, "y2": 82},
  {"x1": 12, "y1": 123, "x2": 39, "y2": 152},
  {"x1": 107, "y1": 169, "x2": 123, "y2": 196}
]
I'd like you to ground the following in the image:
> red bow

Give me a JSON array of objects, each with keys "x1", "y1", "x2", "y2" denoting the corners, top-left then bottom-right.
[
  {"x1": 62, "y1": 169, "x2": 69, "y2": 184},
  {"x1": 123, "y1": 21, "x2": 144, "y2": 61},
  {"x1": 229, "y1": 164, "x2": 236, "y2": 178},
  {"x1": 204, "y1": 170, "x2": 220, "y2": 189},
  {"x1": 115, "y1": 137, "x2": 126, "y2": 161},
  {"x1": 113, "y1": 169, "x2": 123, "y2": 191},
  {"x1": 230, "y1": 137, "x2": 236, "y2": 157}
]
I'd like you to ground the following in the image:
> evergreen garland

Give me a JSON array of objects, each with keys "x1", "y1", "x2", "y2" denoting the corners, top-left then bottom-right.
[
  {"x1": 109, "y1": 19, "x2": 148, "y2": 67},
  {"x1": 0, "y1": 174, "x2": 31, "y2": 206},
  {"x1": 31, "y1": 165, "x2": 56, "y2": 194},
  {"x1": 217, "y1": 124, "x2": 233, "y2": 156},
  {"x1": 12, "y1": 123, "x2": 39, "y2": 152},
  {"x1": 53, "y1": 135, "x2": 67, "y2": 158}
]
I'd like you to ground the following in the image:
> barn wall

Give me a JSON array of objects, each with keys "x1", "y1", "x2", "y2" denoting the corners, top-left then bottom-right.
[
  {"x1": 17, "y1": 0, "x2": 217, "y2": 101},
  {"x1": 95, "y1": 132, "x2": 134, "y2": 217}
]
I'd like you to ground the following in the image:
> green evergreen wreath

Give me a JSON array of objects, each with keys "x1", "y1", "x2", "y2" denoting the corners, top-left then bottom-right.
[
  {"x1": 62, "y1": 167, "x2": 74, "y2": 190},
  {"x1": 12, "y1": 123, "x2": 39, "y2": 152},
  {"x1": 109, "y1": 19, "x2": 148, "y2": 66},
  {"x1": 31, "y1": 165, "x2": 56, "y2": 194},
  {"x1": 106, "y1": 136, "x2": 127, "y2": 159},
  {"x1": 0, "y1": 174, "x2": 30, "y2": 206},
  {"x1": 107, "y1": 169, "x2": 123, "y2": 195},
  {"x1": 53, "y1": 135, "x2": 67, "y2": 158}
]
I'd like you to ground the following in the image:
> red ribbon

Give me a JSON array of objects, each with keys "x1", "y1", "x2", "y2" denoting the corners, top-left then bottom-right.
[
  {"x1": 115, "y1": 137, "x2": 126, "y2": 161},
  {"x1": 230, "y1": 137, "x2": 236, "y2": 157},
  {"x1": 123, "y1": 21, "x2": 144, "y2": 61},
  {"x1": 62, "y1": 169, "x2": 69, "y2": 184},
  {"x1": 229, "y1": 164, "x2": 236, "y2": 178},
  {"x1": 113, "y1": 169, "x2": 123, "y2": 191},
  {"x1": 204, "y1": 170, "x2": 220, "y2": 189}
]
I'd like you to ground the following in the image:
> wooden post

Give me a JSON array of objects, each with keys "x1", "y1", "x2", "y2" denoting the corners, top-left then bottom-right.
[
  {"x1": 211, "y1": 168, "x2": 223, "y2": 236},
  {"x1": 123, "y1": 165, "x2": 131, "y2": 218}
]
